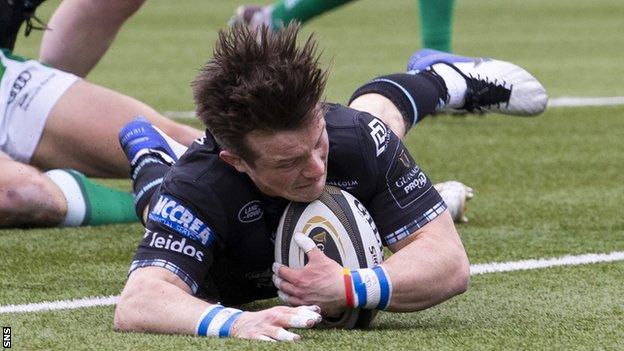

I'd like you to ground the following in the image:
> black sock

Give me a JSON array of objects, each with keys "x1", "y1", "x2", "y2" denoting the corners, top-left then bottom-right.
[
  {"x1": 131, "y1": 155, "x2": 170, "y2": 221},
  {"x1": 349, "y1": 70, "x2": 448, "y2": 130}
]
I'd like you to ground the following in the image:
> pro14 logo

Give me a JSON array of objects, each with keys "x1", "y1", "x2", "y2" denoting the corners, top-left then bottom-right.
[{"x1": 3, "y1": 327, "x2": 10, "y2": 348}]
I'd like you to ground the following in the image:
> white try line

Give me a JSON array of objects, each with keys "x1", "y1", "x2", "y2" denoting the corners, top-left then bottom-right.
[
  {"x1": 163, "y1": 97, "x2": 624, "y2": 120},
  {"x1": 1, "y1": 251, "x2": 623, "y2": 314},
  {"x1": 547, "y1": 96, "x2": 624, "y2": 107},
  {"x1": 0, "y1": 295, "x2": 118, "y2": 314}
]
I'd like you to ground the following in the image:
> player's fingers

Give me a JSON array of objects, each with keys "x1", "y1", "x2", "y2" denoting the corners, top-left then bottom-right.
[
  {"x1": 294, "y1": 232, "x2": 316, "y2": 252},
  {"x1": 298, "y1": 305, "x2": 321, "y2": 314},
  {"x1": 272, "y1": 262, "x2": 285, "y2": 275},
  {"x1": 271, "y1": 328, "x2": 300, "y2": 342},
  {"x1": 272, "y1": 274, "x2": 283, "y2": 289},
  {"x1": 273, "y1": 274, "x2": 305, "y2": 297},
  {"x1": 278, "y1": 290, "x2": 306, "y2": 307},
  {"x1": 273, "y1": 262, "x2": 299, "y2": 283},
  {"x1": 294, "y1": 233, "x2": 324, "y2": 260},
  {"x1": 276, "y1": 308, "x2": 323, "y2": 328},
  {"x1": 255, "y1": 335, "x2": 276, "y2": 342},
  {"x1": 291, "y1": 307, "x2": 322, "y2": 326},
  {"x1": 272, "y1": 307, "x2": 322, "y2": 328},
  {"x1": 277, "y1": 290, "x2": 290, "y2": 305}
]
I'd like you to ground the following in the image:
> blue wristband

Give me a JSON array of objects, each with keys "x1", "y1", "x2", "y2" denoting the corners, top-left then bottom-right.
[{"x1": 196, "y1": 305, "x2": 243, "y2": 337}]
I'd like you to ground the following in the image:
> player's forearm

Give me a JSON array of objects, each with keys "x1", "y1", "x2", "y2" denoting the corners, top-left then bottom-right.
[
  {"x1": 114, "y1": 270, "x2": 210, "y2": 335},
  {"x1": 381, "y1": 229, "x2": 470, "y2": 312},
  {"x1": 341, "y1": 212, "x2": 469, "y2": 312}
]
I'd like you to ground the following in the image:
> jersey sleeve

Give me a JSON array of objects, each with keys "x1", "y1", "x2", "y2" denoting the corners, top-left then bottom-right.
[
  {"x1": 129, "y1": 179, "x2": 225, "y2": 295},
  {"x1": 356, "y1": 112, "x2": 447, "y2": 246}
]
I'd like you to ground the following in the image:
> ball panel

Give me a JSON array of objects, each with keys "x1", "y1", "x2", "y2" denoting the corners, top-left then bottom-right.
[
  {"x1": 320, "y1": 189, "x2": 368, "y2": 268},
  {"x1": 286, "y1": 202, "x2": 359, "y2": 269}
]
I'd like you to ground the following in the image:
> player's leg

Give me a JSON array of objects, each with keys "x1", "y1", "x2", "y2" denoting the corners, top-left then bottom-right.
[
  {"x1": 348, "y1": 70, "x2": 447, "y2": 139},
  {"x1": 269, "y1": 0, "x2": 354, "y2": 28},
  {"x1": 30, "y1": 79, "x2": 202, "y2": 178},
  {"x1": 0, "y1": 151, "x2": 66, "y2": 227},
  {"x1": 118, "y1": 118, "x2": 187, "y2": 222},
  {"x1": 348, "y1": 73, "x2": 474, "y2": 223},
  {"x1": 231, "y1": 0, "x2": 355, "y2": 30},
  {"x1": 418, "y1": 0, "x2": 455, "y2": 52},
  {"x1": 0, "y1": 151, "x2": 136, "y2": 228},
  {"x1": 39, "y1": 0, "x2": 146, "y2": 77},
  {"x1": 407, "y1": 49, "x2": 548, "y2": 116},
  {"x1": 351, "y1": 50, "x2": 548, "y2": 138}
]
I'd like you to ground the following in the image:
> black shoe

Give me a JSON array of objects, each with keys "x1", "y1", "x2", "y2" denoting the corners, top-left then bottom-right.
[{"x1": 1, "y1": 0, "x2": 48, "y2": 51}]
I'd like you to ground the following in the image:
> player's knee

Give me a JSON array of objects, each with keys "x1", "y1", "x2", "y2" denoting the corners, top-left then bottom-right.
[{"x1": 0, "y1": 167, "x2": 65, "y2": 226}]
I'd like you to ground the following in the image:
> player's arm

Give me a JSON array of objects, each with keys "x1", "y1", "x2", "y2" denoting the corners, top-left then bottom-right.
[
  {"x1": 114, "y1": 266, "x2": 322, "y2": 341},
  {"x1": 379, "y1": 211, "x2": 469, "y2": 311},
  {"x1": 273, "y1": 213, "x2": 468, "y2": 314},
  {"x1": 116, "y1": 189, "x2": 322, "y2": 341},
  {"x1": 273, "y1": 112, "x2": 469, "y2": 314}
]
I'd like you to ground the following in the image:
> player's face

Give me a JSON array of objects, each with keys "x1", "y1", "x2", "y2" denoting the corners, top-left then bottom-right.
[{"x1": 243, "y1": 113, "x2": 329, "y2": 202}]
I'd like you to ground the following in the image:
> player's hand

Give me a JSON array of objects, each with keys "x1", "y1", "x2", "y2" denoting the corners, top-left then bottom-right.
[
  {"x1": 272, "y1": 233, "x2": 346, "y2": 317},
  {"x1": 230, "y1": 305, "x2": 321, "y2": 342}
]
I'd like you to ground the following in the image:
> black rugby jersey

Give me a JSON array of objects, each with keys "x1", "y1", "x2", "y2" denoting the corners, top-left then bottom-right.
[{"x1": 130, "y1": 103, "x2": 446, "y2": 305}]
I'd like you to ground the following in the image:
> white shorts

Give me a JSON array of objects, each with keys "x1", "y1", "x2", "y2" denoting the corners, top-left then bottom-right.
[{"x1": 0, "y1": 49, "x2": 80, "y2": 163}]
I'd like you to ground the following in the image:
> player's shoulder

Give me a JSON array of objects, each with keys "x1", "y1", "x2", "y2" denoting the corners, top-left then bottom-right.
[{"x1": 325, "y1": 102, "x2": 392, "y2": 159}]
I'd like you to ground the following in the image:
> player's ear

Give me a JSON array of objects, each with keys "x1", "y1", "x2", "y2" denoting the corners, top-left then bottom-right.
[{"x1": 219, "y1": 150, "x2": 248, "y2": 173}]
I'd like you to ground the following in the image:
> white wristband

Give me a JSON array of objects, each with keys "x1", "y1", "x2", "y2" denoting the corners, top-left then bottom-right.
[
  {"x1": 350, "y1": 265, "x2": 393, "y2": 310},
  {"x1": 196, "y1": 305, "x2": 243, "y2": 337}
]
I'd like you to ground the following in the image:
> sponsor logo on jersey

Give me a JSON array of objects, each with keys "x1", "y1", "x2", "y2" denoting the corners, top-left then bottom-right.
[
  {"x1": 149, "y1": 195, "x2": 215, "y2": 247},
  {"x1": 398, "y1": 149, "x2": 412, "y2": 168},
  {"x1": 7, "y1": 69, "x2": 31, "y2": 104},
  {"x1": 386, "y1": 152, "x2": 432, "y2": 209},
  {"x1": 326, "y1": 179, "x2": 359, "y2": 190},
  {"x1": 194, "y1": 136, "x2": 206, "y2": 145},
  {"x1": 368, "y1": 118, "x2": 389, "y2": 157},
  {"x1": 144, "y1": 229, "x2": 205, "y2": 262},
  {"x1": 402, "y1": 172, "x2": 427, "y2": 194},
  {"x1": 394, "y1": 165, "x2": 427, "y2": 194},
  {"x1": 238, "y1": 200, "x2": 264, "y2": 223},
  {"x1": 244, "y1": 270, "x2": 275, "y2": 288}
]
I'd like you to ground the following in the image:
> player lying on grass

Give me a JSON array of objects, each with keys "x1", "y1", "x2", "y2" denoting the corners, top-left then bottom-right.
[
  {"x1": 0, "y1": 47, "x2": 202, "y2": 228},
  {"x1": 113, "y1": 24, "x2": 547, "y2": 341},
  {"x1": 0, "y1": 0, "x2": 467, "y2": 228}
]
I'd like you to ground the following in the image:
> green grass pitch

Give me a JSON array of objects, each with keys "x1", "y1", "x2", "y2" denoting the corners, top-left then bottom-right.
[{"x1": 2, "y1": 0, "x2": 624, "y2": 349}]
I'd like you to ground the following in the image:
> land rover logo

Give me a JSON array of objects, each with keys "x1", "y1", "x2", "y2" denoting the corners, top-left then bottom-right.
[{"x1": 238, "y1": 200, "x2": 264, "y2": 223}]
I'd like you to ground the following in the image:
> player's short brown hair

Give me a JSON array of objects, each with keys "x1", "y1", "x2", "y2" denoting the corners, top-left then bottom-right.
[{"x1": 193, "y1": 24, "x2": 328, "y2": 162}]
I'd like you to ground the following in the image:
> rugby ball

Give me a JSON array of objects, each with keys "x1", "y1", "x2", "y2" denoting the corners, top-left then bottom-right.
[{"x1": 275, "y1": 185, "x2": 384, "y2": 329}]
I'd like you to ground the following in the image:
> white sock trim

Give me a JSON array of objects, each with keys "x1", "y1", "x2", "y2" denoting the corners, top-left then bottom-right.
[
  {"x1": 150, "y1": 124, "x2": 188, "y2": 159},
  {"x1": 44, "y1": 170, "x2": 86, "y2": 227},
  {"x1": 431, "y1": 63, "x2": 467, "y2": 109}
]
